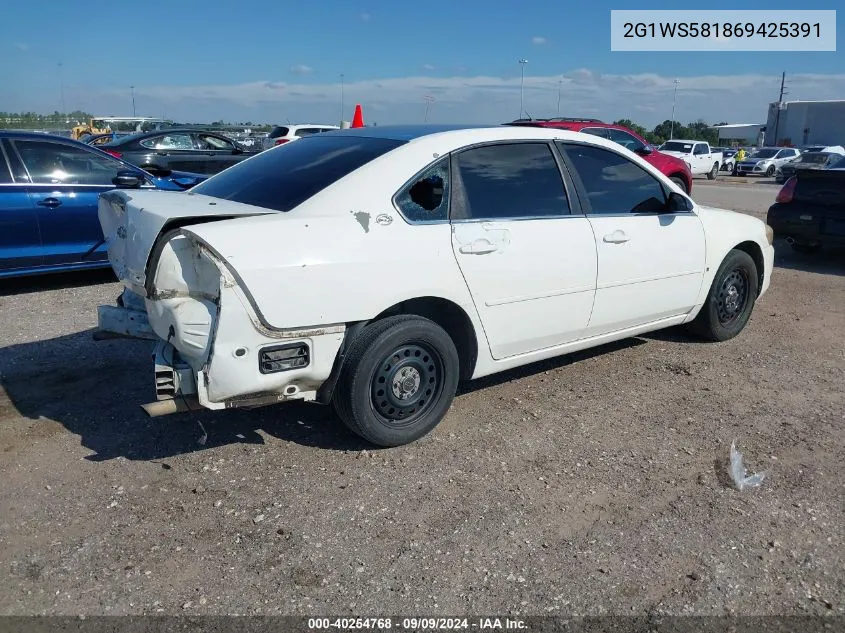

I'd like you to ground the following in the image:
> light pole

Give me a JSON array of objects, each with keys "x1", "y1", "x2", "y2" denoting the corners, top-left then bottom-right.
[
  {"x1": 423, "y1": 95, "x2": 434, "y2": 122},
  {"x1": 58, "y1": 62, "x2": 66, "y2": 114},
  {"x1": 669, "y1": 79, "x2": 680, "y2": 139},
  {"x1": 557, "y1": 79, "x2": 562, "y2": 117},
  {"x1": 518, "y1": 59, "x2": 528, "y2": 118},
  {"x1": 130, "y1": 86, "x2": 136, "y2": 117},
  {"x1": 340, "y1": 73, "x2": 345, "y2": 122}
]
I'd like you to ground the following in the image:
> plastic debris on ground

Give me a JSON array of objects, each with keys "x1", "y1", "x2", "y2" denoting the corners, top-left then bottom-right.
[{"x1": 729, "y1": 440, "x2": 768, "y2": 491}]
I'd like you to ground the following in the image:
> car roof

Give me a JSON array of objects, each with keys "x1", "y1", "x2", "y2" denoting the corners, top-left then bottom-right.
[{"x1": 318, "y1": 124, "x2": 504, "y2": 142}]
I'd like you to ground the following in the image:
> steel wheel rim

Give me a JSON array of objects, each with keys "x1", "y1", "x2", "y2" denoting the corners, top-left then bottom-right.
[
  {"x1": 371, "y1": 343, "x2": 443, "y2": 428},
  {"x1": 716, "y1": 268, "x2": 749, "y2": 326}
]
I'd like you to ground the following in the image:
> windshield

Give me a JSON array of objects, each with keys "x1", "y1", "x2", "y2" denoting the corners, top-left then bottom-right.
[
  {"x1": 190, "y1": 135, "x2": 406, "y2": 212},
  {"x1": 750, "y1": 149, "x2": 778, "y2": 159},
  {"x1": 660, "y1": 141, "x2": 694, "y2": 152}
]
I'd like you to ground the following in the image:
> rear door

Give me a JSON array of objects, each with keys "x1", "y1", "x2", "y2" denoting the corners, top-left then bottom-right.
[
  {"x1": 558, "y1": 141, "x2": 706, "y2": 336},
  {"x1": 449, "y1": 141, "x2": 597, "y2": 359},
  {"x1": 9, "y1": 138, "x2": 127, "y2": 266},
  {"x1": 0, "y1": 140, "x2": 43, "y2": 273}
]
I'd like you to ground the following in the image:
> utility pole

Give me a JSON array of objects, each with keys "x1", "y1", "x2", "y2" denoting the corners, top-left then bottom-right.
[
  {"x1": 669, "y1": 79, "x2": 680, "y2": 139},
  {"x1": 58, "y1": 62, "x2": 66, "y2": 114},
  {"x1": 131, "y1": 86, "x2": 136, "y2": 117},
  {"x1": 518, "y1": 59, "x2": 528, "y2": 118},
  {"x1": 423, "y1": 95, "x2": 434, "y2": 123},
  {"x1": 340, "y1": 73, "x2": 345, "y2": 122},
  {"x1": 772, "y1": 71, "x2": 786, "y2": 146},
  {"x1": 557, "y1": 79, "x2": 562, "y2": 117}
]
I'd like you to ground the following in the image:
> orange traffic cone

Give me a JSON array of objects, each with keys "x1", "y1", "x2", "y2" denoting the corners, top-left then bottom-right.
[{"x1": 351, "y1": 104, "x2": 364, "y2": 128}]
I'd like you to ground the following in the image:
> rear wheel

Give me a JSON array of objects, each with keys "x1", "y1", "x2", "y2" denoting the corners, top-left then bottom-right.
[
  {"x1": 687, "y1": 249, "x2": 759, "y2": 342},
  {"x1": 706, "y1": 163, "x2": 719, "y2": 180},
  {"x1": 332, "y1": 315, "x2": 460, "y2": 447}
]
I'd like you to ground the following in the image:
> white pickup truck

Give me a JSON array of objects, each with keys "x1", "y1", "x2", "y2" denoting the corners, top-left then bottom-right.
[{"x1": 659, "y1": 140, "x2": 723, "y2": 180}]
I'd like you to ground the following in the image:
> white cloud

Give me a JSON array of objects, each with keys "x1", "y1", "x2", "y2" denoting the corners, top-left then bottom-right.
[
  {"x1": 532, "y1": 36, "x2": 547, "y2": 45},
  {"x1": 422, "y1": 64, "x2": 436, "y2": 71},
  {"x1": 82, "y1": 70, "x2": 845, "y2": 128},
  {"x1": 13, "y1": 43, "x2": 29, "y2": 51},
  {"x1": 360, "y1": 12, "x2": 370, "y2": 20},
  {"x1": 289, "y1": 64, "x2": 313, "y2": 75}
]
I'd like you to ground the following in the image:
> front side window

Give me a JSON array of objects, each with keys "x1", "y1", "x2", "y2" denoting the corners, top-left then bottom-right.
[
  {"x1": 12, "y1": 140, "x2": 123, "y2": 185},
  {"x1": 560, "y1": 143, "x2": 668, "y2": 214},
  {"x1": 190, "y1": 135, "x2": 406, "y2": 212},
  {"x1": 451, "y1": 143, "x2": 570, "y2": 220},
  {"x1": 140, "y1": 134, "x2": 194, "y2": 150},
  {"x1": 394, "y1": 158, "x2": 449, "y2": 222},
  {"x1": 196, "y1": 134, "x2": 235, "y2": 150},
  {"x1": 606, "y1": 128, "x2": 645, "y2": 152},
  {"x1": 693, "y1": 144, "x2": 708, "y2": 155}
]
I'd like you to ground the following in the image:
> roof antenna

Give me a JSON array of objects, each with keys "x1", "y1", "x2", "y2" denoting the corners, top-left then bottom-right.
[{"x1": 525, "y1": 112, "x2": 533, "y2": 121}]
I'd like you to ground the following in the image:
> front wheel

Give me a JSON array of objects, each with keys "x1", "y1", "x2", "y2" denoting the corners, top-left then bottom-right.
[
  {"x1": 332, "y1": 315, "x2": 460, "y2": 447},
  {"x1": 687, "y1": 249, "x2": 759, "y2": 342},
  {"x1": 765, "y1": 165, "x2": 776, "y2": 177},
  {"x1": 670, "y1": 176, "x2": 688, "y2": 194}
]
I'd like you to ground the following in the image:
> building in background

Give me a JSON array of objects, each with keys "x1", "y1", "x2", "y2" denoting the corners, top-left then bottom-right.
[
  {"x1": 765, "y1": 100, "x2": 845, "y2": 147},
  {"x1": 711, "y1": 123, "x2": 765, "y2": 147}
]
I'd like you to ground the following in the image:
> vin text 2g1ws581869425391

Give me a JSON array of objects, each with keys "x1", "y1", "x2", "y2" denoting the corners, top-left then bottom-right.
[{"x1": 94, "y1": 125, "x2": 775, "y2": 448}]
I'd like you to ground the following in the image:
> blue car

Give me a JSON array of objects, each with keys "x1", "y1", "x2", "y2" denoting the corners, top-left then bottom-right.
[{"x1": 0, "y1": 131, "x2": 207, "y2": 279}]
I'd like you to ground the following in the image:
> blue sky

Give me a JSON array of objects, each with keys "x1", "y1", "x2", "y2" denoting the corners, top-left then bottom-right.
[{"x1": 1, "y1": 0, "x2": 842, "y2": 127}]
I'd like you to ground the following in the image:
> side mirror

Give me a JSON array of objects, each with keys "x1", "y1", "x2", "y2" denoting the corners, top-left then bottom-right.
[
  {"x1": 636, "y1": 145, "x2": 653, "y2": 155},
  {"x1": 113, "y1": 171, "x2": 144, "y2": 188},
  {"x1": 667, "y1": 191, "x2": 693, "y2": 212}
]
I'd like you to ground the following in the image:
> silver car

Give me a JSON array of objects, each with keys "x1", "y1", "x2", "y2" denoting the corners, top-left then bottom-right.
[{"x1": 734, "y1": 147, "x2": 800, "y2": 177}]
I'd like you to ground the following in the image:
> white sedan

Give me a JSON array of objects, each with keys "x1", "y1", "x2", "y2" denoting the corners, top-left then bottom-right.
[{"x1": 96, "y1": 125, "x2": 775, "y2": 447}]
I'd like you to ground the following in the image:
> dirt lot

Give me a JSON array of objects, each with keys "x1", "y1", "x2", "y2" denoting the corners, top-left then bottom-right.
[{"x1": 0, "y1": 182, "x2": 843, "y2": 619}]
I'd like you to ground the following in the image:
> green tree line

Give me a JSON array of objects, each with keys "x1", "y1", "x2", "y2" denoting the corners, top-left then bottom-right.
[
  {"x1": 0, "y1": 111, "x2": 94, "y2": 129},
  {"x1": 614, "y1": 118, "x2": 730, "y2": 146}
]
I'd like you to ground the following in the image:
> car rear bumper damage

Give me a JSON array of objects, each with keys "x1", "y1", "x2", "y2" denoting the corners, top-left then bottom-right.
[{"x1": 96, "y1": 232, "x2": 346, "y2": 416}]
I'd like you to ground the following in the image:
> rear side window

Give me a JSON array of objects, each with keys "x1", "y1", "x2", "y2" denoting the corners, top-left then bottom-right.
[
  {"x1": 580, "y1": 127, "x2": 609, "y2": 139},
  {"x1": 451, "y1": 143, "x2": 569, "y2": 220},
  {"x1": 268, "y1": 126, "x2": 289, "y2": 138},
  {"x1": 190, "y1": 135, "x2": 406, "y2": 212},
  {"x1": 140, "y1": 134, "x2": 193, "y2": 150}
]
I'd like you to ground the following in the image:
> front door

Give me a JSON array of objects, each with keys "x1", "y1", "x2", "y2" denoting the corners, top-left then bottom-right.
[
  {"x1": 194, "y1": 133, "x2": 242, "y2": 173},
  {"x1": 449, "y1": 142, "x2": 597, "y2": 360},
  {"x1": 557, "y1": 142, "x2": 706, "y2": 337},
  {"x1": 11, "y1": 138, "x2": 124, "y2": 265}
]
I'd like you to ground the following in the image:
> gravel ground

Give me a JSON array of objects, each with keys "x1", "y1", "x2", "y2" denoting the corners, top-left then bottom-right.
[{"x1": 0, "y1": 183, "x2": 843, "y2": 619}]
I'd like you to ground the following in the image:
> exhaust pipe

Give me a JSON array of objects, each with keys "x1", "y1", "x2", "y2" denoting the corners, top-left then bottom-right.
[
  {"x1": 141, "y1": 396, "x2": 202, "y2": 417},
  {"x1": 785, "y1": 236, "x2": 795, "y2": 245}
]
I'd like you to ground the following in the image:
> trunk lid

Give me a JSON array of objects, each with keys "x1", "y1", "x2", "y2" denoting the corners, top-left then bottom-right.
[
  {"x1": 792, "y1": 170, "x2": 845, "y2": 208},
  {"x1": 98, "y1": 189, "x2": 272, "y2": 295}
]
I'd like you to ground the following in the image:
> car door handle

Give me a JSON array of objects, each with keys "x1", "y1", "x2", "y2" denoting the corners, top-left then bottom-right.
[
  {"x1": 37, "y1": 197, "x2": 62, "y2": 208},
  {"x1": 603, "y1": 230, "x2": 629, "y2": 244},
  {"x1": 459, "y1": 238, "x2": 499, "y2": 254}
]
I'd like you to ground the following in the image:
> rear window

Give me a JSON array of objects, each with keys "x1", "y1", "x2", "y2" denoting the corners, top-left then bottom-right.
[
  {"x1": 190, "y1": 135, "x2": 406, "y2": 212},
  {"x1": 268, "y1": 126, "x2": 289, "y2": 138}
]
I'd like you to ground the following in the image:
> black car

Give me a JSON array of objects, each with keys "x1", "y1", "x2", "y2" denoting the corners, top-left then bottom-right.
[
  {"x1": 99, "y1": 128, "x2": 260, "y2": 175},
  {"x1": 775, "y1": 151, "x2": 843, "y2": 183},
  {"x1": 767, "y1": 155, "x2": 845, "y2": 252}
]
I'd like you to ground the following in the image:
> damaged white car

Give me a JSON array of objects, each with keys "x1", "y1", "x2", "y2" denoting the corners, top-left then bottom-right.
[{"x1": 96, "y1": 125, "x2": 774, "y2": 447}]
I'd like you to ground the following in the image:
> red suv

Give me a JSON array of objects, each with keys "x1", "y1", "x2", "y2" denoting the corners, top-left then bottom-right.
[{"x1": 505, "y1": 118, "x2": 693, "y2": 194}]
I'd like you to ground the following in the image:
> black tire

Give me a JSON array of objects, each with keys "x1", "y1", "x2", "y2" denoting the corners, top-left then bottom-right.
[
  {"x1": 790, "y1": 242, "x2": 822, "y2": 254},
  {"x1": 687, "y1": 249, "x2": 759, "y2": 342},
  {"x1": 332, "y1": 315, "x2": 460, "y2": 447},
  {"x1": 670, "y1": 176, "x2": 688, "y2": 193},
  {"x1": 765, "y1": 165, "x2": 776, "y2": 177},
  {"x1": 706, "y1": 163, "x2": 719, "y2": 180}
]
